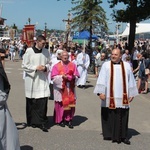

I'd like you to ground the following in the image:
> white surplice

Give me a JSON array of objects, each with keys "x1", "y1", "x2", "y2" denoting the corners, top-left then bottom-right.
[
  {"x1": 22, "y1": 47, "x2": 50, "y2": 98},
  {"x1": 48, "y1": 56, "x2": 60, "y2": 84},
  {"x1": 94, "y1": 61, "x2": 138, "y2": 108}
]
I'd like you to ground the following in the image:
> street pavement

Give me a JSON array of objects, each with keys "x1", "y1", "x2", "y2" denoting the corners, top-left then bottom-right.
[{"x1": 4, "y1": 58, "x2": 150, "y2": 150}]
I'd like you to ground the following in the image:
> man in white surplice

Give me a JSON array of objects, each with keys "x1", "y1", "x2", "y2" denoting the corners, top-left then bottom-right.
[
  {"x1": 94, "y1": 48, "x2": 138, "y2": 145},
  {"x1": 76, "y1": 47, "x2": 90, "y2": 88},
  {"x1": 22, "y1": 35, "x2": 50, "y2": 132}
]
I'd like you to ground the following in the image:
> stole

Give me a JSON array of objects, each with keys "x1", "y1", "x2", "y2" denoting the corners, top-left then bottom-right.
[{"x1": 109, "y1": 61, "x2": 128, "y2": 109}]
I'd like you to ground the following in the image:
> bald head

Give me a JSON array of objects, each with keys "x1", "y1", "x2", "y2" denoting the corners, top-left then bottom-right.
[
  {"x1": 111, "y1": 48, "x2": 122, "y2": 63},
  {"x1": 61, "y1": 51, "x2": 69, "y2": 63},
  {"x1": 61, "y1": 51, "x2": 68, "y2": 56}
]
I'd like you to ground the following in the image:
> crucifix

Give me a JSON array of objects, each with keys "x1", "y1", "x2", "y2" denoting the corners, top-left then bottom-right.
[{"x1": 62, "y1": 13, "x2": 72, "y2": 47}]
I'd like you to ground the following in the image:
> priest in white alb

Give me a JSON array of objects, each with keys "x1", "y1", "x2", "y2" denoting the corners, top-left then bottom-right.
[
  {"x1": 94, "y1": 48, "x2": 138, "y2": 145},
  {"x1": 76, "y1": 46, "x2": 90, "y2": 88}
]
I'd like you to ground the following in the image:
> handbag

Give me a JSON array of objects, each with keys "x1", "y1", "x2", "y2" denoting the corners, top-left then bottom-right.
[
  {"x1": 143, "y1": 60, "x2": 150, "y2": 75},
  {"x1": 145, "y1": 68, "x2": 150, "y2": 75}
]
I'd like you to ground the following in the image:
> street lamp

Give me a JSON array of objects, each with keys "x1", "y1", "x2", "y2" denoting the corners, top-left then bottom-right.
[{"x1": 116, "y1": 23, "x2": 121, "y2": 44}]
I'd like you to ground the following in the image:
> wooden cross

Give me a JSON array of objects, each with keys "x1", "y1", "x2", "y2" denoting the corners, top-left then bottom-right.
[{"x1": 62, "y1": 13, "x2": 72, "y2": 47}]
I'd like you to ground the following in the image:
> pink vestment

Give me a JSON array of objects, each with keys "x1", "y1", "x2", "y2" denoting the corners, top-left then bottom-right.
[{"x1": 51, "y1": 61, "x2": 79, "y2": 123}]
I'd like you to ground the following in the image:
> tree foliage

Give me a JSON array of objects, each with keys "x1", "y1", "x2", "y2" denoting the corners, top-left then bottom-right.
[
  {"x1": 108, "y1": 0, "x2": 150, "y2": 22},
  {"x1": 108, "y1": 0, "x2": 150, "y2": 51},
  {"x1": 70, "y1": 0, "x2": 108, "y2": 32}
]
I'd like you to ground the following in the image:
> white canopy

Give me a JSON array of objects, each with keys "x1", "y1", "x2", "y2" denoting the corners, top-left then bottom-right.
[{"x1": 121, "y1": 23, "x2": 150, "y2": 36}]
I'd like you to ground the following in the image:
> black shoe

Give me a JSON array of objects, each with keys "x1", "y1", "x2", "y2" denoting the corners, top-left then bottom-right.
[
  {"x1": 31, "y1": 124, "x2": 37, "y2": 128},
  {"x1": 82, "y1": 85, "x2": 86, "y2": 89},
  {"x1": 103, "y1": 137, "x2": 111, "y2": 141},
  {"x1": 122, "y1": 138, "x2": 131, "y2": 145},
  {"x1": 112, "y1": 140, "x2": 121, "y2": 144},
  {"x1": 58, "y1": 121, "x2": 65, "y2": 127},
  {"x1": 66, "y1": 121, "x2": 74, "y2": 129},
  {"x1": 39, "y1": 124, "x2": 48, "y2": 132},
  {"x1": 26, "y1": 123, "x2": 31, "y2": 127},
  {"x1": 80, "y1": 85, "x2": 83, "y2": 89}
]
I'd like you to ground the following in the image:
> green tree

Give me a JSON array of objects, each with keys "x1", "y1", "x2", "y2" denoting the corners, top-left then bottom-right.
[
  {"x1": 70, "y1": 0, "x2": 108, "y2": 48},
  {"x1": 108, "y1": 0, "x2": 150, "y2": 51}
]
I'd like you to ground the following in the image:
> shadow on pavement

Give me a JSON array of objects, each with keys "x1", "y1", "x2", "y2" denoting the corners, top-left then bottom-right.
[
  {"x1": 73, "y1": 115, "x2": 88, "y2": 126},
  {"x1": 85, "y1": 85, "x2": 94, "y2": 89},
  {"x1": 21, "y1": 145, "x2": 33, "y2": 150},
  {"x1": 46, "y1": 115, "x2": 88, "y2": 128},
  {"x1": 128, "y1": 128, "x2": 140, "y2": 139}
]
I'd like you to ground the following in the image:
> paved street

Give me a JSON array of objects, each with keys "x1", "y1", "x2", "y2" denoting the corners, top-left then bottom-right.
[{"x1": 4, "y1": 58, "x2": 150, "y2": 150}]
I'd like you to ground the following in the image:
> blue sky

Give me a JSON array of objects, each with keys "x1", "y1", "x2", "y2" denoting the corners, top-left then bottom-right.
[{"x1": 1, "y1": 0, "x2": 150, "y2": 33}]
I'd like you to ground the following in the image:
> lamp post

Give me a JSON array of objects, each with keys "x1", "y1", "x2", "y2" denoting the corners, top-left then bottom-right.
[{"x1": 116, "y1": 23, "x2": 121, "y2": 44}]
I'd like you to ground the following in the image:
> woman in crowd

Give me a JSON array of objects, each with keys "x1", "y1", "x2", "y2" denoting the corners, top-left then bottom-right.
[{"x1": 135, "y1": 52, "x2": 150, "y2": 93}]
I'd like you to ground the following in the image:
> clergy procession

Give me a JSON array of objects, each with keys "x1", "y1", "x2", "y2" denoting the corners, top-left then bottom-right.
[
  {"x1": 0, "y1": 0, "x2": 150, "y2": 148},
  {"x1": 0, "y1": 35, "x2": 150, "y2": 149}
]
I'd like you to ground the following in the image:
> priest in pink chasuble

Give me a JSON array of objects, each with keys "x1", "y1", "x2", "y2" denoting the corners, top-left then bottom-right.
[
  {"x1": 94, "y1": 48, "x2": 138, "y2": 145},
  {"x1": 51, "y1": 51, "x2": 79, "y2": 129}
]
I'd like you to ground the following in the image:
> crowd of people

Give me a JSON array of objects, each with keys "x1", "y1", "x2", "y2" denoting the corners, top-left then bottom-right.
[
  {"x1": 92, "y1": 40, "x2": 150, "y2": 94},
  {"x1": 0, "y1": 39, "x2": 28, "y2": 64},
  {"x1": 0, "y1": 35, "x2": 150, "y2": 148}
]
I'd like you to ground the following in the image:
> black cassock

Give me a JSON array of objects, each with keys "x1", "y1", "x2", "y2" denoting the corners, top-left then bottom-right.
[{"x1": 101, "y1": 107, "x2": 129, "y2": 141}]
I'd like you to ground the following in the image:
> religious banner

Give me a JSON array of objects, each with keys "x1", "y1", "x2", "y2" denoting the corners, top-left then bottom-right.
[
  {"x1": 22, "y1": 25, "x2": 35, "y2": 47},
  {"x1": 9, "y1": 28, "x2": 16, "y2": 40}
]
